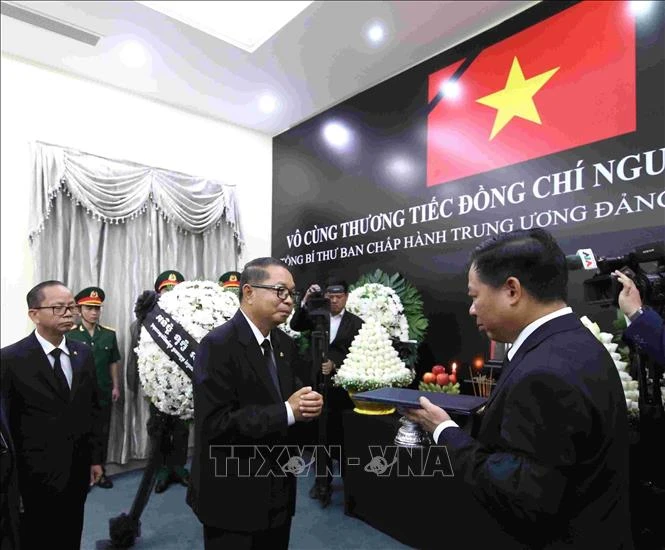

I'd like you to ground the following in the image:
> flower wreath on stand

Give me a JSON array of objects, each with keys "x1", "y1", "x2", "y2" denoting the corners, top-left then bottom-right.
[
  {"x1": 111, "y1": 280, "x2": 239, "y2": 548},
  {"x1": 333, "y1": 270, "x2": 428, "y2": 396},
  {"x1": 580, "y1": 315, "x2": 642, "y2": 422},
  {"x1": 136, "y1": 280, "x2": 239, "y2": 419}
]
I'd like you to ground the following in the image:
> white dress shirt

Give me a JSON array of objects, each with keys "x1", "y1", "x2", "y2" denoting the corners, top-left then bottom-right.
[
  {"x1": 34, "y1": 330, "x2": 73, "y2": 388},
  {"x1": 240, "y1": 309, "x2": 295, "y2": 426},
  {"x1": 433, "y1": 306, "x2": 573, "y2": 443},
  {"x1": 329, "y1": 310, "x2": 344, "y2": 344}
]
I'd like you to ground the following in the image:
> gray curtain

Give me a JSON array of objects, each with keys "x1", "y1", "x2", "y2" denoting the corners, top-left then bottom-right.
[{"x1": 29, "y1": 142, "x2": 242, "y2": 463}]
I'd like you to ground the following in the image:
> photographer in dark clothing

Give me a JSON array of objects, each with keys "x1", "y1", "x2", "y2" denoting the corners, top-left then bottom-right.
[{"x1": 290, "y1": 278, "x2": 363, "y2": 506}]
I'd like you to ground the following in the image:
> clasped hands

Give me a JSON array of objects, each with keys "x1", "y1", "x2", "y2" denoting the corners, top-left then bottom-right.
[{"x1": 287, "y1": 386, "x2": 323, "y2": 421}]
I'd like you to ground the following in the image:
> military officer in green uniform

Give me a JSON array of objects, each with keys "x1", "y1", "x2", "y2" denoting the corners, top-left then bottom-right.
[
  {"x1": 218, "y1": 271, "x2": 241, "y2": 294},
  {"x1": 67, "y1": 286, "x2": 120, "y2": 489}
]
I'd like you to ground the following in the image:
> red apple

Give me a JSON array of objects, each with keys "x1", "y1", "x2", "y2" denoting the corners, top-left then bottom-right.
[
  {"x1": 449, "y1": 373, "x2": 457, "y2": 385},
  {"x1": 436, "y1": 373, "x2": 450, "y2": 386},
  {"x1": 432, "y1": 365, "x2": 445, "y2": 375},
  {"x1": 423, "y1": 372, "x2": 436, "y2": 384}
]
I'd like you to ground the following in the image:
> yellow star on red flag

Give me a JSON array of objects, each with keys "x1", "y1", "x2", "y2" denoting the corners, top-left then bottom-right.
[{"x1": 476, "y1": 56, "x2": 559, "y2": 140}]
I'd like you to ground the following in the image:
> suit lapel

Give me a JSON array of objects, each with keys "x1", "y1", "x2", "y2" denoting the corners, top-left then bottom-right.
[
  {"x1": 271, "y1": 331, "x2": 292, "y2": 398},
  {"x1": 233, "y1": 311, "x2": 283, "y2": 403},
  {"x1": 331, "y1": 312, "x2": 351, "y2": 345},
  {"x1": 27, "y1": 332, "x2": 67, "y2": 402},
  {"x1": 67, "y1": 339, "x2": 83, "y2": 400}
]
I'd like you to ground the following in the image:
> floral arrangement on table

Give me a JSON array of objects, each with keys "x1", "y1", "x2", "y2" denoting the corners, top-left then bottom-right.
[
  {"x1": 334, "y1": 318, "x2": 415, "y2": 393},
  {"x1": 136, "y1": 280, "x2": 239, "y2": 419},
  {"x1": 580, "y1": 315, "x2": 639, "y2": 416}
]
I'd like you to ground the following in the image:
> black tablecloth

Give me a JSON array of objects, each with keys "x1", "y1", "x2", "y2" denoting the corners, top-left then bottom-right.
[{"x1": 342, "y1": 410, "x2": 502, "y2": 549}]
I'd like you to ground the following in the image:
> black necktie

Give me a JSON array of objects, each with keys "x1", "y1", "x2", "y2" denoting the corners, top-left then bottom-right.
[
  {"x1": 261, "y1": 339, "x2": 281, "y2": 398},
  {"x1": 50, "y1": 348, "x2": 70, "y2": 399}
]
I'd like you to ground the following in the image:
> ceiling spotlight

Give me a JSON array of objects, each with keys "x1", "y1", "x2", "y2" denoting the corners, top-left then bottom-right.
[
  {"x1": 629, "y1": 1, "x2": 653, "y2": 16},
  {"x1": 367, "y1": 23, "x2": 385, "y2": 44},
  {"x1": 259, "y1": 94, "x2": 277, "y2": 114},
  {"x1": 440, "y1": 80, "x2": 461, "y2": 99},
  {"x1": 323, "y1": 122, "x2": 351, "y2": 149},
  {"x1": 118, "y1": 40, "x2": 148, "y2": 68}
]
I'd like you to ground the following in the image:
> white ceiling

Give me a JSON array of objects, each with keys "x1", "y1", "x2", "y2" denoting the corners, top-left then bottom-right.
[{"x1": 1, "y1": 0, "x2": 537, "y2": 137}]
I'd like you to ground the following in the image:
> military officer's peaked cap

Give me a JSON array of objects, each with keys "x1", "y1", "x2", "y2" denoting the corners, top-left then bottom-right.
[
  {"x1": 154, "y1": 270, "x2": 185, "y2": 292},
  {"x1": 75, "y1": 286, "x2": 105, "y2": 306},
  {"x1": 219, "y1": 271, "x2": 241, "y2": 289}
]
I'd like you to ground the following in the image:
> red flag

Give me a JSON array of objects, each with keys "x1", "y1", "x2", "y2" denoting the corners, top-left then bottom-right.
[{"x1": 426, "y1": 1, "x2": 636, "y2": 187}]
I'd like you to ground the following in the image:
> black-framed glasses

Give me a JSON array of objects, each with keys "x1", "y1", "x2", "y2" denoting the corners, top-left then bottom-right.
[
  {"x1": 32, "y1": 304, "x2": 81, "y2": 316},
  {"x1": 250, "y1": 284, "x2": 298, "y2": 301}
]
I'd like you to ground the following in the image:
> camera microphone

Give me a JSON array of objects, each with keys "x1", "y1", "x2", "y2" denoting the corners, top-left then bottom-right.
[{"x1": 566, "y1": 249, "x2": 598, "y2": 271}]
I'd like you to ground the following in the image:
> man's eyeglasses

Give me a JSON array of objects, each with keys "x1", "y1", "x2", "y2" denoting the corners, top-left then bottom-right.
[
  {"x1": 250, "y1": 284, "x2": 298, "y2": 301},
  {"x1": 32, "y1": 305, "x2": 81, "y2": 316}
]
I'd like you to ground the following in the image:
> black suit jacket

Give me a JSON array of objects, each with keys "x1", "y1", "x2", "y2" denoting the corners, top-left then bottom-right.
[
  {"x1": 188, "y1": 310, "x2": 303, "y2": 531},
  {"x1": 439, "y1": 314, "x2": 633, "y2": 549},
  {"x1": 0, "y1": 394, "x2": 20, "y2": 550},
  {"x1": 0, "y1": 332, "x2": 103, "y2": 497}
]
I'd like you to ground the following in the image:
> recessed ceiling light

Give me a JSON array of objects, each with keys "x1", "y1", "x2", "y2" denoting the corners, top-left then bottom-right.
[
  {"x1": 259, "y1": 94, "x2": 278, "y2": 114},
  {"x1": 323, "y1": 122, "x2": 351, "y2": 149},
  {"x1": 118, "y1": 40, "x2": 148, "y2": 68},
  {"x1": 440, "y1": 80, "x2": 461, "y2": 100},
  {"x1": 367, "y1": 23, "x2": 385, "y2": 44},
  {"x1": 629, "y1": 1, "x2": 653, "y2": 16},
  {"x1": 138, "y1": 1, "x2": 313, "y2": 53},
  {"x1": 387, "y1": 156, "x2": 413, "y2": 179}
]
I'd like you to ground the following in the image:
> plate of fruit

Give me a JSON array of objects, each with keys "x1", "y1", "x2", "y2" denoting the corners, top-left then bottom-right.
[{"x1": 418, "y1": 364, "x2": 460, "y2": 394}]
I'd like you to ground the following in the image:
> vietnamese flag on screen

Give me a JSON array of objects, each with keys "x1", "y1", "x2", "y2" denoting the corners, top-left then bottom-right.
[{"x1": 426, "y1": 1, "x2": 636, "y2": 187}]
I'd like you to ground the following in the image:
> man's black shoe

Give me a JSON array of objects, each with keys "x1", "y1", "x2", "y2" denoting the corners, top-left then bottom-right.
[
  {"x1": 154, "y1": 478, "x2": 170, "y2": 494},
  {"x1": 318, "y1": 486, "x2": 332, "y2": 508},
  {"x1": 97, "y1": 474, "x2": 114, "y2": 489},
  {"x1": 308, "y1": 484, "x2": 319, "y2": 499}
]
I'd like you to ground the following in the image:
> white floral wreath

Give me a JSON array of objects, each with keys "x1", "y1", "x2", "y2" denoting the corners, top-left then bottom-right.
[
  {"x1": 136, "y1": 280, "x2": 239, "y2": 419},
  {"x1": 346, "y1": 283, "x2": 410, "y2": 341}
]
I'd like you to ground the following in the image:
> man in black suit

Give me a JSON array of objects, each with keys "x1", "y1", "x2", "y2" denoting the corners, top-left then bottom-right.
[
  {"x1": 188, "y1": 257, "x2": 323, "y2": 550},
  {"x1": 1, "y1": 280, "x2": 103, "y2": 550},
  {"x1": 406, "y1": 229, "x2": 633, "y2": 549},
  {"x1": 290, "y1": 278, "x2": 363, "y2": 506},
  {"x1": 1, "y1": 394, "x2": 20, "y2": 550}
]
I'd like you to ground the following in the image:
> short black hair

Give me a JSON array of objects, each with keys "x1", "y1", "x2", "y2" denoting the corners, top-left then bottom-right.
[
  {"x1": 325, "y1": 277, "x2": 349, "y2": 293},
  {"x1": 469, "y1": 228, "x2": 568, "y2": 303},
  {"x1": 239, "y1": 257, "x2": 292, "y2": 302},
  {"x1": 26, "y1": 280, "x2": 66, "y2": 309}
]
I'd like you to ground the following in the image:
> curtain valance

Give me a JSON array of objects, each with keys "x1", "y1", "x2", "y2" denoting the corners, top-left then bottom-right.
[{"x1": 29, "y1": 142, "x2": 242, "y2": 242}]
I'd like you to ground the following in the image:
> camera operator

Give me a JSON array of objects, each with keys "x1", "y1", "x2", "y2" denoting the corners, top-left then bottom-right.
[
  {"x1": 613, "y1": 269, "x2": 665, "y2": 366},
  {"x1": 290, "y1": 278, "x2": 363, "y2": 506}
]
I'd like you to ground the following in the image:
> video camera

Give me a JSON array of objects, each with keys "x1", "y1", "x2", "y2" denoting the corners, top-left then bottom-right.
[
  {"x1": 567, "y1": 242, "x2": 665, "y2": 308},
  {"x1": 306, "y1": 287, "x2": 331, "y2": 324}
]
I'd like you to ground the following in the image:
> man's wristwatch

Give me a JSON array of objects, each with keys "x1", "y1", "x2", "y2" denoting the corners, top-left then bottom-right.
[{"x1": 628, "y1": 307, "x2": 644, "y2": 322}]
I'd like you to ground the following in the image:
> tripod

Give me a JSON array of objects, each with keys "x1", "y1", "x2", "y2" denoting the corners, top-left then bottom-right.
[{"x1": 310, "y1": 324, "x2": 332, "y2": 507}]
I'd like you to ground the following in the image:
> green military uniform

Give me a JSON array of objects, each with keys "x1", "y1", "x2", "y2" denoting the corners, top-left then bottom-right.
[
  {"x1": 66, "y1": 287, "x2": 120, "y2": 488},
  {"x1": 67, "y1": 322, "x2": 121, "y2": 407}
]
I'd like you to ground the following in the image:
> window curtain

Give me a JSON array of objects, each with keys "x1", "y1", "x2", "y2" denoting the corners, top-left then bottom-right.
[{"x1": 29, "y1": 142, "x2": 242, "y2": 463}]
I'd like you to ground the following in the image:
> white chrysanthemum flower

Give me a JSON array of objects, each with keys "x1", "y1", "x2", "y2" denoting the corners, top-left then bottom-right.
[{"x1": 137, "y1": 280, "x2": 239, "y2": 419}]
